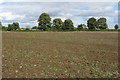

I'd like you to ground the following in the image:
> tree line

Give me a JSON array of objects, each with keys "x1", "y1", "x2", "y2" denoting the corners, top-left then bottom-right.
[{"x1": 1, "y1": 13, "x2": 119, "y2": 31}]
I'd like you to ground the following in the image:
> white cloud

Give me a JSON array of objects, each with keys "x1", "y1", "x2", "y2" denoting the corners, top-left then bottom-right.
[
  {"x1": 0, "y1": 12, "x2": 25, "y2": 20},
  {"x1": 20, "y1": 22, "x2": 37, "y2": 28},
  {"x1": 0, "y1": 0, "x2": 4, "y2": 3},
  {"x1": 52, "y1": 17, "x2": 67, "y2": 22},
  {"x1": 3, "y1": 0, "x2": 119, "y2": 2},
  {"x1": 0, "y1": 2, "x2": 118, "y2": 29}
]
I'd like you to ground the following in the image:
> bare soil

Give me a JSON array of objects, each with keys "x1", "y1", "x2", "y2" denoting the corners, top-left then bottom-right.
[{"x1": 2, "y1": 32, "x2": 119, "y2": 78}]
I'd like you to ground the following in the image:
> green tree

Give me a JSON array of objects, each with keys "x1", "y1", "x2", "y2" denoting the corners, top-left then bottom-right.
[
  {"x1": 77, "y1": 24, "x2": 83, "y2": 30},
  {"x1": 38, "y1": 13, "x2": 51, "y2": 31},
  {"x1": 114, "y1": 24, "x2": 119, "y2": 30},
  {"x1": 0, "y1": 22, "x2": 1, "y2": 25},
  {"x1": 53, "y1": 18, "x2": 63, "y2": 31},
  {"x1": 13, "y1": 22, "x2": 20, "y2": 30},
  {"x1": 62, "y1": 19, "x2": 74, "y2": 31},
  {"x1": 77, "y1": 24, "x2": 87, "y2": 30},
  {"x1": 94, "y1": 21, "x2": 99, "y2": 29},
  {"x1": 2, "y1": 26, "x2": 8, "y2": 31},
  {"x1": 97, "y1": 18, "x2": 108, "y2": 29},
  {"x1": 82, "y1": 24, "x2": 87, "y2": 29},
  {"x1": 87, "y1": 17, "x2": 97, "y2": 29},
  {"x1": 32, "y1": 26, "x2": 38, "y2": 30},
  {"x1": 7, "y1": 24, "x2": 13, "y2": 31},
  {"x1": 32, "y1": 26, "x2": 37, "y2": 29},
  {"x1": 0, "y1": 22, "x2": 2, "y2": 30},
  {"x1": 0, "y1": 22, "x2": 8, "y2": 31}
]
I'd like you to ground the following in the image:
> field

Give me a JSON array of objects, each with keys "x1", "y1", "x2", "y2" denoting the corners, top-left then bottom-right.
[{"x1": 2, "y1": 31, "x2": 119, "y2": 78}]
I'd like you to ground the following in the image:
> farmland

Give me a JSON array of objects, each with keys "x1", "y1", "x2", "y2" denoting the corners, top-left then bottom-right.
[{"x1": 2, "y1": 31, "x2": 118, "y2": 78}]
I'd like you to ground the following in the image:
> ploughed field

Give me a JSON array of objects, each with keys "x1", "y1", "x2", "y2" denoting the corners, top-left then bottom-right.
[{"x1": 2, "y1": 32, "x2": 118, "y2": 78}]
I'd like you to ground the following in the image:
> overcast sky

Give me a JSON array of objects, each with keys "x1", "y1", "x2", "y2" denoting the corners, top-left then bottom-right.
[{"x1": 0, "y1": 1, "x2": 119, "y2": 29}]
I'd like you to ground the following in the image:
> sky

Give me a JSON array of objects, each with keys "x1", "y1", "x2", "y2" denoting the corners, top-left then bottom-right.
[{"x1": 0, "y1": 1, "x2": 119, "y2": 29}]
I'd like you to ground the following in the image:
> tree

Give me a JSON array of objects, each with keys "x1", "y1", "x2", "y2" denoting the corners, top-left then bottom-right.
[
  {"x1": 114, "y1": 24, "x2": 119, "y2": 30},
  {"x1": 77, "y1": 24, "x2": 83, "y2": 30},
  {"x1": 82, "y1": 24, "x2": 87, "y2": 29},
  {"x1": 94, "y1": 21, "x2": 99, "y2": 29},
  {"x1": 77, "y1": 24, "x2": 87, "y2": 30},
  {"x1": 7, "y1": 24, "x2": 13, "y2": 31},
  {"x1": 97, "y1": 18, "x2": 108, "y2": 29},
  {"x1": 62, "y1": 19, "x2": 74, "y2": 31},
  {"x1": 12, "y1": 22, "x2": 20, "y2": 30},
  {"x1": 0, "y1": 22, "x2": 1, "y2": 26},
  {"x1": 7, "y1": 22, "x2": 20, "y2": 31},
  {"x1": 38, "y1": 13, "x2": 51, "y2": 31},
  {"x1": 32, "y1": 26, "x2": 38, "y2": 30},
  {"x1": 2, "y1": 26, "x2": 8, "y2": 31},
  {"x1": 87, "y1": 17, "x2": 97, "y2": 29},
  {"x1": 0, "y1": 22, "x2": 2, "y2": 30},
  {"x1": 53, "y1": 18, "x2": 63, "y2": 31}
]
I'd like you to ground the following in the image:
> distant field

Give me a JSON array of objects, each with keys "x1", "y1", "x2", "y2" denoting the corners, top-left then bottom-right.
[{"x1": 2, "y1": 32, "x2": 118, "y2": 78}]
